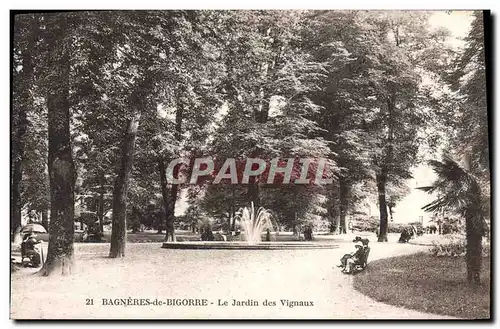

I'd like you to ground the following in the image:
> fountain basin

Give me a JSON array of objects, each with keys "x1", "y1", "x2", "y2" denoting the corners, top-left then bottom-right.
[{"x1": 162, "y1": 241, "x2": 339, "y2": 250}]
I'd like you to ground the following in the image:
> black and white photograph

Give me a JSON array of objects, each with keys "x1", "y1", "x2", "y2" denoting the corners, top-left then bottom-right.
[{"x1": 9, "y1": 8, "x2": 491, "y2": 320}]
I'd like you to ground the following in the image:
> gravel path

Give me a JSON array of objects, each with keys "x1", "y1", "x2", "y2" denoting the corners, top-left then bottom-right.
[{"x1": 10, "y1": 240, "x2": 455, "y2": 319}]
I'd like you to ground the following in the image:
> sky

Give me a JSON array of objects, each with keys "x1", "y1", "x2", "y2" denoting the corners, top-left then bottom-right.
[{"x1": 429, "y1": 11, "x2": 474, "y2": 48}]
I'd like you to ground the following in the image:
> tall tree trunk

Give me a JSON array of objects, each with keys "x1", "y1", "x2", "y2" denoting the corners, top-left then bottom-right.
[
  {"x1": 109, "y1": 113, "x2": 141, "y2": 258},
  {"x1": 158, "y1": 157, "x2": 169, "y2": 236},
  {"x1": 130, "y1": 207, "x2": 140, "y2": 233},
  {"x1": 12, "y1": 125, "x2": 26, "y2": 238},
  {"x1": 376, "y1": 170, "x2": 389, "y2": 242},
  {"x1": 163, "y1": 95, "x2": 185, "y2": 241},
  {"x1": 41, "y1": 20, "x2": 75, "y2": 275},
  {"x1": 463, "y1": 154, "x2": 482, "y2": 284},
  {"x1": 377, "y1": 96, "x2": 395, "y2": 242},
  {"x1": 247, "y1": 43, "x2": 272, "y2": 210},
  {"x1": 97, "y1": 173, "x2": 105, "y2": 233},
  {"x1": 332, "y1": 183, "x2": 340, "y2": 234},
  {"x1": 329, "y1": 217, "x2": 335, "y2": 233},
  {"x1": 41, "y1": 209, "x2": 49, "y2": 231},
  {"x1": 231, "y1": 185, "x2": 236, "y2": 231},
  {"x1": 333, "y1": 215, "x2": 340, "y2": 235},
  {"x1": 327, "y1": 186, "x2": 337, "y2": 233},
  {"x1": 247, "y1": 177, "x2": 260, "y2": 209},
  {"x1": 11, "y1": 112, "x2": 27, "y2": 239},
  {"x1": 166, "y1": 183, "x2": 178, "y2": 242},
  {"x1": 158, "y1": 212, "x2": 165, "y2": 234},
  {"x1": 466, "y1": 215, "x2": 482, "y2": 284},
  {"x1": 11, "y1": 16, "x2": 37, "y2": 238},
  {"x1": 157, "y1": 155, "x2": 178, "y2": 241},
  {"x1": 226, "y1": 211, "x2": 232, "y2": 235},
  {"x1": 339, "y1": 178, "x2": 349, "y2": 234}
]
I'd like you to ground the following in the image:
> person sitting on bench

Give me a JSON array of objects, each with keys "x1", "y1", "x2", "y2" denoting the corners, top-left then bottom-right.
[
  {"x1": 338, "y1": 240, "x2": 366, "y2": 271},
  {"x1": 21, "y1": 233, "x2": 41, "y2": 267},
  {"x1": 398, "y1": 228, "x2": 413, "y2": 243},
  {"x1": 338, "y1": 237, "x2": 369, "y2": 268},
  {"x1": 343, "y1": 241, "x2": 367, "y2": 273}
]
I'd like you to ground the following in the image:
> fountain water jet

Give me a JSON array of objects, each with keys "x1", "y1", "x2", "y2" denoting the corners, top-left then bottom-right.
[
  {"x1": 162, "y1": 203, "x2": 338, "y2": 250},
  {"x1": 235, "y1": 203, "x2": 277, "y2": 244}
]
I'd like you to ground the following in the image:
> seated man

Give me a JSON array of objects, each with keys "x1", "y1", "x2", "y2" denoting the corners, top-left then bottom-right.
[{"x1": 344, "y1": 241, "x2": 367, "y2": 273}]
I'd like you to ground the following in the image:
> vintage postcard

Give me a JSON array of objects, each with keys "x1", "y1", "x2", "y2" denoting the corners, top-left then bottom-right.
[{"x1": 10, "y1": 9, "x2": 491, "y2": 320}]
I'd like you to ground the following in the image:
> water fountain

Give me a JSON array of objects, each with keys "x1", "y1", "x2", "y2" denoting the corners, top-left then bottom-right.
[
  {"x1": 162, "y1": 203, "x2": 337, "y2": 250},
  {"x1": 236, "y1": 203, "x2": 276, "y2": 244},
  {"x1": 410, "y1": 225, "x2": 418, "y2": 238}
]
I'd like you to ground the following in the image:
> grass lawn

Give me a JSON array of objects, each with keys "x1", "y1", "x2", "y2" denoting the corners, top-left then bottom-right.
[{"x1": 353, "y1": 253, "x2": 491, "y2": 319}]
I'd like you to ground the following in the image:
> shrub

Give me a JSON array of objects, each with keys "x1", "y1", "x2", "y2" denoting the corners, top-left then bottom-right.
[
  {"x1": 351, "y1": 216, "x2": 378, "y2": 232},
  {"x1": 388, "y1": 222, "x2": 407, "y2": 234},
  {"x1": 440, "y1": 216, "x2": 464, "y2": 234},
  {"x1": 429, "y1": 235, "x2": 466, "y2": 257},
  {"x1": 429, "y1": 234, "x2": 490, "y2": 257},
  {"x1": 211, "y1": 217, "x2": 229, "y2": 232}
]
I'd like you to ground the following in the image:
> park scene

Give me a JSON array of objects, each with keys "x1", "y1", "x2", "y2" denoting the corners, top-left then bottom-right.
[{"x1": 11, "y1": 10, "x2": 490, "y2": 319}]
